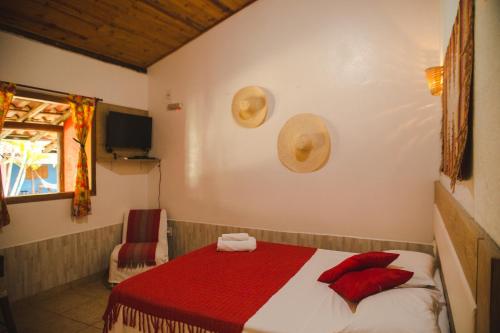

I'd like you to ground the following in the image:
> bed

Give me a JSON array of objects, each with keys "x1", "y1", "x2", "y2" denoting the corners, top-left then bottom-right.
[{"x1": 104, "y1": 241, "x2": 446, "y2": 333}]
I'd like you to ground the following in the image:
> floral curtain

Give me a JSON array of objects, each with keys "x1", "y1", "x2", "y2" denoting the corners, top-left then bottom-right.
[
  {"x1": 0, "y1": 82, "x2": 15, "y2": 229},
  {"x1": 68, "y1": 95, "x2": 95, "y2": 217}
]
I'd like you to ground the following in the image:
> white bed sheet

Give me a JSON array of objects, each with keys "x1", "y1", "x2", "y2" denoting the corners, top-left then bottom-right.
[{"x1": 243, "y1": 249, "x2": 354, "y2": 333}]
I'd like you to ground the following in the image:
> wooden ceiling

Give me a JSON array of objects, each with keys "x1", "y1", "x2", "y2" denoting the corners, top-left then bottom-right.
[{"x1": 0, "y1": 0, "x2": 256, "y2": 72}]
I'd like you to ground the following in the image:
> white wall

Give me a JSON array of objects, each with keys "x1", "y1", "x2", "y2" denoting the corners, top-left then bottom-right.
[
  {"x1": 440, "y1": 0, "x2": 500, "y2": 245},
  {"x1": 0, "y1": 31, "x2": 150, "y2": 248},
  {"x1": 473, "y1": 0, "x2": 500, "y2": 245},
  {"x1": 148, "y1": 0, "x2": 442, "y2": 244}
]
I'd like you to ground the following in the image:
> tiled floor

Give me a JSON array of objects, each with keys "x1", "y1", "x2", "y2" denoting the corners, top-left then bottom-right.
[{"x1": 5, "y1": 275, "x2": 111, "y2": 333}]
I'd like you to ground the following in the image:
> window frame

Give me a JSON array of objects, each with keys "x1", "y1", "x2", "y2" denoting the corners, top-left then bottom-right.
[{"x1": 3, "y1": 90, "x2": 96, "y2": 205}]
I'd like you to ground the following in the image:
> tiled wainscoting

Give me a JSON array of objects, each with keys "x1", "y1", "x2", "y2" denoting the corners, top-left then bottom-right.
[
  {"x1": 2, "y1": 219, "x2": 433, "y2": 302},
  {"x1": 0, "y1": 224, "x2": 122, "y2": 301},
  {"x1": 169, "y1": 220, "x2": 433, "y2": 258}
]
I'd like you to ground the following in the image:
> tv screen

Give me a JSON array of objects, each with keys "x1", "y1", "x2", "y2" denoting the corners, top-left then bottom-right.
[{"x1": 106, "y1": 111, "x2": 152, "y2": 151}]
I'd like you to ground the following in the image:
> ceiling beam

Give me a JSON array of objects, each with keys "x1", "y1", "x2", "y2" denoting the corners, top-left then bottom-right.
[
  {"x1": 1, "y1": 103, "x2": 49, "y2": 139},
  {"x1": 51, "y1": 110, "x2": 72, "y2": 125},
  {"x1": 17, "y1": 103, "x2": 49, "y2": 122},
  {"x1": 30, "y1": 110, "x2": 71, "y2": 142},
  {"x1": 43, "y1": 140, "x2": 58, "y2": 153}
]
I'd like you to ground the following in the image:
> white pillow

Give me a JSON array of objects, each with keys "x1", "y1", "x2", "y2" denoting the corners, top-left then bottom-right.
[
  {"x1": 386, "y1": 250, "x2": 436, "y2": 288},
  {"x1": 340, "y1": 288, "x2": 441, "y2": 333}
]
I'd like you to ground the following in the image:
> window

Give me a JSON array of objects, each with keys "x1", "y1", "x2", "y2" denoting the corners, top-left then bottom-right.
[{"x1": 0, "y1": 90, "x2": 95, "y2": 203}]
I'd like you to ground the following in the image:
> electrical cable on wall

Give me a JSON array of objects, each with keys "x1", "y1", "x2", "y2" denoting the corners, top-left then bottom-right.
[{"x1": 158, "y1": 160, "x2": 162, "y2": 209}]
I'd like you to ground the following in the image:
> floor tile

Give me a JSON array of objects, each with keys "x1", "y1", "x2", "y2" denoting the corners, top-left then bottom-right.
[
  {"x1": 10, "y1": 274, "x2": 112, "y2": 333},
  {"x1": 72, "y1": 280, "x2": 111, "y2": 300},
  {"x1": 62, "y1": 298, "x2": 108, "y2": 325},
  {"x1": 35, "y1": 290, "x2": 94, "y2": 314},
  {"x1": 77, "y1": 326, "x2": 102, "y2": 333},
  {"x1": 30, "y1": 315, "x2": 88, "y2": 333},
  {"x1": 92, "y1": 319, "x2": 105, "y2": 330},
  {"x1": 12, "y1": 305, "x2": 59, "y2": 332}
]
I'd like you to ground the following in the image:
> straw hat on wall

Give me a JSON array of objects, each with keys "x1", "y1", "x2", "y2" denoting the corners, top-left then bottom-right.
[
  {"x1": 278, "y1": 113, "x2": 331, "y2": 173},
  {"x1": 232, "y1": 86, "x2": 268, "y2": 128}
]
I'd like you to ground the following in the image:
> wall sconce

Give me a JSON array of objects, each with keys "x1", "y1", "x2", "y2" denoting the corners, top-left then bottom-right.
[{"x1": 425, "y1": 66, "x2": 444, "y2": 96}]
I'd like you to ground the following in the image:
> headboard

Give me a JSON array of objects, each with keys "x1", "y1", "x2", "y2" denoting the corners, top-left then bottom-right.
[{"x1": 434, "y1": 181, "x2": 500, "y2": 333}]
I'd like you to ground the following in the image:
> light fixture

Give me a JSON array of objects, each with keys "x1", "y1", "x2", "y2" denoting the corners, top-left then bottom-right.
[
  {"x1": 425, "y1": 66, "x2": 444, "y2": 96},
  {"x1": 166, "y1": 102, "x2": 183, "y2": 111}
]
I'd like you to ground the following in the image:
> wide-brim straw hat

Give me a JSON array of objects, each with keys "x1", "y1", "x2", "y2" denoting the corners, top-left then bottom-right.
[
  {"x1": 278, "y1": 113, "x2": 331, "y2": 173},
  {"x1": 232, "y1": 86, "x2": 268, "y2": 128}
]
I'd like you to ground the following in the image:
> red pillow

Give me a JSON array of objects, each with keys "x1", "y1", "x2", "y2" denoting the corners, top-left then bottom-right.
[
  {"x1": 317, "y1": 252, "x2": 399, "y2": 283},
  {"x1": 329, "y1": 267, "x2": 413, "y2": 302}
]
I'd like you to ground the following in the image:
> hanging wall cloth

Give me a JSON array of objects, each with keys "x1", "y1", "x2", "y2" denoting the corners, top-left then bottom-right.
[
  {"x1": 68, "y1": 95, "x2": 95, "y2": 217},
  {"x1": 441, "y1": 0, "x2": 474, "y2": 190},
  {"x1": 0, "y1": 82, "x2": 15, "y2": 228}
]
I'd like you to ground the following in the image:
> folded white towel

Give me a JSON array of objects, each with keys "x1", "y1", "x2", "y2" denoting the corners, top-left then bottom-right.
[
  {"x1": 221, "y1": 233, "x2": 250, "y2": 241},
  {"x1": 217, "y1": 237, "x2": 257, "y2": 252}
]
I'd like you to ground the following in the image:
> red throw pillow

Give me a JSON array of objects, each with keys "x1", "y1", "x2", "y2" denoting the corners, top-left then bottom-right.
[
  {"x1": 329, "y1": 267, "x2": 413, "y2": 302},
  {"x1": 317, "y1": 252, "x2": 399, "y2": 283}
]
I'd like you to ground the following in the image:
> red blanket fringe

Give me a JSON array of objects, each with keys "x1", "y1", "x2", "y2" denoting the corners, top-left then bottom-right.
[{"x1": 104, "y1": 303, "x2": 213, "y2": 333}]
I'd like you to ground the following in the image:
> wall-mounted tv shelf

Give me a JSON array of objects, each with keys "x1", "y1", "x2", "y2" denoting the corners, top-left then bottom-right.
[
  {"x1": 110, "y1": 156, "x2": 159, "y2": 162},
  {"x1": 97, "y1": 156, "x2": 160, "y2": 163}
]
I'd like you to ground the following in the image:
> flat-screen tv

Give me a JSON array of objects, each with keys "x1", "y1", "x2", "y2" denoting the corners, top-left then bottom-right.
[{"x1": 106, "y1": 111, "x2": 152, "y2": 152}]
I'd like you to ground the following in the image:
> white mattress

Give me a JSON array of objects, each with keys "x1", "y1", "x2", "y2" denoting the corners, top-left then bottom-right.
[{"x1": 108, "y1": 248, "x2": 447, "y2": 333}]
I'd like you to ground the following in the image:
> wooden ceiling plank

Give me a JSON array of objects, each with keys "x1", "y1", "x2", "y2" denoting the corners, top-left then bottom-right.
[
  {"x1": 0, "y1": 7, "x2": 155, "y2": 65},
  {"x1": 109, "y1": 13, "x2": 189, "y2": 48},
  {"x1": 139, "y1": 0, "x2": 205, "y2": 31},
  {"x1": 0, "y1": 23, "x2": 146, "y2": 71},
  {"x1": 0, "y1": 2, "x2": 152, "y2": 67},
  {"x1": 95, "y1": 26, "x2": 172, "y2": 65},
  {"x1": 1, "y1": 0, "x2": 97, "y2": 39},
  {"x1": 28, "y1": 0, "x2": 104, "y2": 29},
  {"x1": 131, "y1": 1, "x2": 200, "y2": 38},
  {"x1": 167, "y1": 0, "x2": 221, "y2": 27},
  {"x1": 0, "y1": 19, "x2": 146, "y2": 67},
  {"x1": 145, "y1": 0, "x2": 255, "y2": 66},
  {"x1": 183, "y1": 0, "x2": 231, "y2": 21},
  {"x1": 218, "y1": 0, "x2": 253, "y2": 11},
  {"x1": 0, "y1": 0, "x2": 255, "y2": 70},
  {"x1": 208, "y1": 0, "x2": 233, "y2": 14},
  {"x1": 44, "y1": 0, "x2": 123, "y2": 26}
]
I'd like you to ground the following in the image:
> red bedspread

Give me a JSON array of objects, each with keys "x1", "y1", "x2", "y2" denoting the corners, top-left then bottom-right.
[{"x1": 104, "y1": 241, "x2": 316, "y2": 333}]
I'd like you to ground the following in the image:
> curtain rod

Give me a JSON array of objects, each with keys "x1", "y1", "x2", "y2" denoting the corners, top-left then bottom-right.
[{"x1": 7, "y1": 82, "x2": 103, "y2": 102}]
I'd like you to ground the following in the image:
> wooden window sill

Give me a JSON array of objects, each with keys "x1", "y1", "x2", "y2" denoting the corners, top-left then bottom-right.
[{"x1": 6, "y1": 191, "x2": 95, "y2": 204}]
